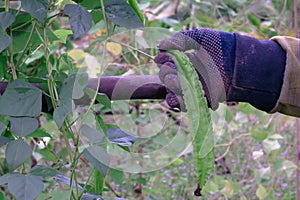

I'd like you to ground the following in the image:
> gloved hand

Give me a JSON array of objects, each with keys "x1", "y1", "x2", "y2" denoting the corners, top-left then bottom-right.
[
  {"x1": 156, "y1": 28, "x2": 234, "y2": 111},
  {"x1": 156, "y1": 28, "x2": 286, "y2": 112}
]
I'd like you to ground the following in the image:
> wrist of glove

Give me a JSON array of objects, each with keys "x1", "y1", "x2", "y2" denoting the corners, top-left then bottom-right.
[{"x1": 156, "y1": 28, "x2": 286, "y2": 113}]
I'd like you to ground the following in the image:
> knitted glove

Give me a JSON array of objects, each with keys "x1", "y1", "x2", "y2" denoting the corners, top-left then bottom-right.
[
  {"x1": 156, "y1": 28, "x2": 286, "y2": 112},
  {"x1": 156, "y1": 28, "x2": 235, "y2": 110}
]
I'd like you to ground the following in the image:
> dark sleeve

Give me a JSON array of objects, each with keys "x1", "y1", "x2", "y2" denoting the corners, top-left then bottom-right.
[{"x1": 227, "y1": 33, "x2": 286, "y2": 112}]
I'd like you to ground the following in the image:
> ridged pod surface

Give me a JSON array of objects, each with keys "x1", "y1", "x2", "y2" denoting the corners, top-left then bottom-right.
[{"x1": 167, "y1": 50, "x2": 214, "y2": 196}]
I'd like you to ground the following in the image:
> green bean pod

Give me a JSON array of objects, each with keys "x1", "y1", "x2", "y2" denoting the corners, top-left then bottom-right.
[{"x1": 167, "y1": 50, "x2": 214, "y2": 196}]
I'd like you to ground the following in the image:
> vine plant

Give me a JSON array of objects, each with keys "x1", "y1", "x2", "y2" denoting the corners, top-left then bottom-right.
[{"x1": 0, "y1": 0, "x2": 146, "y2": 199}]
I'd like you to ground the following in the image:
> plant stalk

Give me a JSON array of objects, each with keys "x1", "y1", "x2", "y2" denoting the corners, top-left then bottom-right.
[
  {"x1": 5, "y1": 0, "x2": 17, "y2": 80},
  {"x1": 15, "y1": 21, "x2": 36, "y2": 68}
]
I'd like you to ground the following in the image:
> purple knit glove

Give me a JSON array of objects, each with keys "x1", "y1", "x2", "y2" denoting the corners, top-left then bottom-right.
[{"x1": 156, "y1": 28, "x2": 235, "y2": 111}]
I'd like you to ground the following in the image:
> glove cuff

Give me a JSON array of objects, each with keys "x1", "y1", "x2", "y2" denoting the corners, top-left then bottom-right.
[{"x1": 227, "y1": 33, "x2": 286, "y2": 112}]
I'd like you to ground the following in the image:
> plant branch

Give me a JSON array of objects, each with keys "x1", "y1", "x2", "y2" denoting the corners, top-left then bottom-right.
[
  {"x1": 105, "y1": 182, "x2": 121, "y2": 197},
  {"x1": 110, "y1": 39, "x2": 155, "y2": 60},
  {"x1": 15, "y1": 21, "x2": 37, "y2": 68},
  {"x1": 215, "y1": 133, "x2": 251, "y2": 161},
  {"x1": 5, "y1": 0, "x2": 17, "y2": 80}
]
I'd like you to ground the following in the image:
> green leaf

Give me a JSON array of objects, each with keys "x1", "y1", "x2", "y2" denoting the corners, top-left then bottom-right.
[
  {"x1": 83, "y1": 146, "x2": 110, "y2": 176},
  {"x1": 106, "y1": 128, "x2": 138, "y2": 146},
  {"x1": 247, "y1": 14, "x2": 261, "y2": 27},
  {"x1": 0, "y1": 136, "x2": 12, "y2": 147},
  {"x1": 90, "y1": 170, "x2": 105, "y2": 195},
  {"x1": 37, "y1": 148, "x2": 57, "y2": 162},
  {"x1": 5, "y1": 140, "x2": 32, "y2": 171},
  {"x1": 225, "y1": 107, "x2": 233, "y2": 123},
  {"x1": 0, "y1": 32, "x2": 11, "y2": 53},
  {"x1": 78, "y1": 0, "x2": 102, "y2": 9},
  {"x1": 167, "y1": 50, "x2": 214, "y2": 192},
  {"x1": 81, "y1": 124, "x2": 104, "y2": 143},
  {"x1": 29, "y1": 165, "x2": 58, "y2": 178},
  {"x1": 26, "y1": 128, "x2": 52, "y2": 138},
  {"x1": 268, "y1": 134, "x2": 283, "y2": 140},
  {"x1": 54, "y1": 73, "x2": 88, "y2": 128},
  {"x1": 10, "y1": 117, "x2": 39, "y2": 137},
  {"x1": 54, "y1": 73, "x2": 88, "y2": 127},
  {"x1": 108, "y1": 168, "x2": 124, "y2": 184},
  {"x1": 251, "y1": 130, "x2": 268, "y2": 142},
  {"x1": 0, "y1": 12, "x2": 15, "y2": 31},
  {"x1": 263, "y1": 139, "x2": 281, "y2": 154},
  {"x1": 85, "y1": 88, "x2": 111, "y2": 108},
  {"x1": 25, "y1": 44, "x2": 59, "y2": 65},
  {"x1": 53, "y1": 103, "x2": 73, "y2": 128},
  {"x1": 128, "y1": 0, "x2": 144, "y2": 24},
  {"x1": 105, "y1": 0, "x2": 144, "y2": 29},
  {"x1": 0, "y1": 173, "x2": 22, "y2": 185},
  {"x1": 256, "y1": 184, "x2": 268, "y2": 200},
  {"x1": 7, "y1": 173, "x2": 43, "y2": 200},
  {"x1": 54, "y1": 29, "x2": 73, "y2": 44},
  {"x1": 72, "y1": 73, "x2": 89, "y2": 99},
  {"x1": 64, "y1": 4, "x2": 92, "y2": 39},
  {"x1": 21, "y1": 0, "x2": 48, "y2": 23},
  {"x1": 0, "y1": 79, "x2": 42, "y2": 117}
]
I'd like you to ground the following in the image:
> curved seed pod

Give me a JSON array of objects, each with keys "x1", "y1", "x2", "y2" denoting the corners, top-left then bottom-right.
[{"x1": 167, "y1": 50, "x2": 214, "y2": 196}]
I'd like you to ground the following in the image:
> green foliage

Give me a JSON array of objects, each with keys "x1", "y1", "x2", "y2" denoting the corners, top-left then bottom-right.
[
  {"x1": 5, "y1": 140, "x2": 32, "y2": 171},
  {"x1": 21, "y1": 0, "x2": 48, "y2": 23},
  {"x1": 0, "y1": 12, "x2": 15, "y2": 30},
  {"x1": 0, "y1": 0, "x2": 298, "y2": 199},
  {"x1": 0, "y1": 173, "x2": 44, "y2": 200},
  {"x1": 0, "y1": 79, "x2": 42, "y2": 117},
  {"x1": 64, "y1": 4, "x2": 92, "y2": 39},
  {"x1": 10, "y1": 117, "x2": 39, "y2": 137},
  {"x1": 105, "y1": 0, "x2": 144, "y2": 29},
  {"x1": 0, "y1": 0, "x2": 146, "y2": 198},
  {"x1": 83, "y1": 146, "x2": 110, "y2": 177},
  {"x1": 106, "y1": 128, "x2": 138, "y2": 146}
]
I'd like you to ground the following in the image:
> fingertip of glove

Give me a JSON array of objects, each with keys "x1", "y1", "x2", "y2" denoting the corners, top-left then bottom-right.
[
  {"x1": 159, "y1": 62, "x2": 177, "y2": 82},
  {"x1": 166, "y1": 93, "x2": 186, "y2": 112},
  {"x1": 155, "y1": 52, "x2": 174, "y2": 64},
  {"x1": 164, "y1": 74, "x2": 182, "y2": 94}
]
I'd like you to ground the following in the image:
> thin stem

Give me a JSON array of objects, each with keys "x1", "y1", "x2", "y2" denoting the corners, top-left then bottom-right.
[
  {"x1": 5, "y1": 0, "x2": 9, "y2": 11},
  {"x1": 44, "y1": 28, "x2": 57, "y2": 109},
  {"x1": 11, "y1": 19, "x2": 34, "y2": 31},
  {"x1": 110, "y1": 39, "x2": 155, "y2": 60},
  {"x1": 215, "y1": 133, "x2": 251, "y2": 161},
  {"x1": 105, "y1": 182, "x2": 122, "y2": 197},
  {"x1": 5, "y1": 0, "x2": 17, "y2": 80},
  {"x1": 100, "y1": 0, "x2": 109, "y2": 37},
  {"x1": 15, "y1": 21, "x2": 37, "y2": 68},
  {"x1": 77, "y1": 1, "x2": 110, "y2": 197}
]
